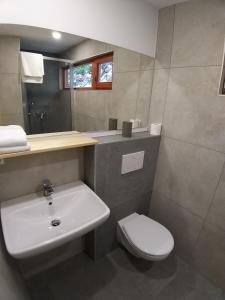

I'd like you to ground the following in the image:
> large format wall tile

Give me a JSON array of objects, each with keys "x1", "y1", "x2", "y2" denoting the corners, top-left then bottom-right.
[
  {"x1": 154, "y1": 137, "x2": 225, "y2": 218},
  {"x1": 150, "y1": 191, "x2": 203, "y2": 260},
  {"x1": 69, "y1": 39, "x2": 153, "y2": 131},
  {"x1": 75, "y1": 90, "x2": 107, "y2": 120},
  {"x1": 0, "y1": 113, "x2": 24, "y2": 127},
  {"x1": 106, "y1": 44, "x2": 141, "y2": 73},
  {"x1": 0, "y1": 149, "x2": 83, "y2": 201},
  {"x1": 149, "y1": 0, "x2": 225, "y2": 289},
  {"x1": 95, "y1": 136, "x2": 160, "y2": 209},
  {"x1": 140, "y1": 54, "x2": 154, "y2": 71},
  {"x1": 106, "y1": 71, "x2": 139, "y2": 128},
  {"x1": 206, "y1": 165, "x2": 225, "y2": 232},
  {"x1": 149, "y1": 68, "x2": 170, "y2": 124},
  {"x1": 171, "y1": 0, "x2": 225, "y2": 67},
  {"x1": 0, "y1": 230, "x2": 29, "y2": 300},
  {"x1": 65, "y1": 39, "x2": 107, "y2": 62},
  {"x1": 0, "y1": 37, "x2": 20, "y2": 74},
  {"x1": 93, "y1": 191, "x2": 151, "y2": 259},
  {"x1": 84, "y1": 134, "x2": 160, "y2": 259},
  {"x1": 193, "y1": 222, "x2": 225, "y2": 289},
  {"x1": 155, "y1": 6, "x2": 175, "y2": 69},
  {"x1": 163, "y1": 66, "x2": 225, "y2": 152},
  {"x1": 0, "y1": 74, "x2": 23, "y2": 115},
  {"x1": 136, "y1": 70, "x2": 154, "y2": 127}
]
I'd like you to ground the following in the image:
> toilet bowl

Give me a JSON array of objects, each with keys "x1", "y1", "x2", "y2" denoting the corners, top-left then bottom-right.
[{"x1": 117, "y1": 213, "x2": 174, "y2": 261}]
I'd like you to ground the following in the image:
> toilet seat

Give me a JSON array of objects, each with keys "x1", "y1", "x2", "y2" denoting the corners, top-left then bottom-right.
[{"x1": 119, "y1": 214, "x2": 174, "y2": 260}]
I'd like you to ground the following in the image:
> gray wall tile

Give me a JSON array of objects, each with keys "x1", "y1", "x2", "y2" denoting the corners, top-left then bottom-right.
[
  {"x1": 154, "y1": 137, "x2": 225, "y2": 218},
  {"x1": 95, "y1": 136, "x2": 160, "y2": 209},
  {"x1": 0, "y1": 228, "x2": 29, "y2": 300},
  {"x1": 193, "y1": 222, "x2": 225, "y2": 289},
  {"x1": 84, "y1": 134, "x2": 160, "y2": 259},
  {"x1": 171, "y1": 0, "x2": 225, "y2": 67},
  {"x1": 92, "y1": 191, "x2": 151, "y2": 259},
  {"x1": 140, "y1": 54, "x2": 155, "y2": 71},
  {"x1": 149, "y1": 0, "x2": 225, "y2": 289},
  {"x1": 0, "y1": 149, "x2": 83, "y2": 201},
  {"x1": 106, "y1": 71, "x2": 139, "y2": 128},
  {"x1": 109, "y1": 45, "x2": 141, "y2": 73},
  {"x1": 149, "y1": 68, "x2": 169, "y2": 124},
  {"x1": 65, "y1": 39, "x2": 153, "y2": 131},
  {"x1": 0, "y1": 37, "x2": 20, "y2": 74},
  {"x1": 0, "y1": 37, "x2": 24, "y2": 127},
  {"x1": 206, "y1": 165, "x2": 225, "y2": 232},
  {"x1": 0, "y1": 73, "x2": 23, "y2": 115},
  {"x1": 136, "y1": 70, "x2": 154, "y2": 127},
  {"x1": 155, "y1": 6, "x2": 175, "y2": 69},
  {"x1": 163, "y1": 66, "x2": 225, "y2": 152},
  {"x1": 150, "y1": 191, "x2": 203, "y2": 261}
]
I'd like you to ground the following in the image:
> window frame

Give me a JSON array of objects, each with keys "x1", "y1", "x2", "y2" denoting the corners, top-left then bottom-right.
[{"x1": 63, "y1": 52, "x2": 113, "y2": 91}]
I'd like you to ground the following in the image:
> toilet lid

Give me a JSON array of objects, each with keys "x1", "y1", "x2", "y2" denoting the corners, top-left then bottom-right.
[{"x1": 122, "y1": 215, "x2": 174, "y2": 257}]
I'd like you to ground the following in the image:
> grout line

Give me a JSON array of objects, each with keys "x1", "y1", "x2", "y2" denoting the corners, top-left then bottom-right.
[
  {"x1": 162, "y1": 134, "x2": 225, "y2": 155},
  {"x1": 153, "y1": 188, "x2": 205, "y2": 221},
  {"x1": 113, "y1": 68, "x2": 154, "y2": 75},
  {"x1": 169, "y1": 4, "x2": 176, "y2": 68},
  {"x1": 154, "y1": 65, "x2": 221, "y2": 70},
  {"x1": 160, "y1": 5, "x2": 176, "y2": 127},
  {"x1": 146, "y1": 59, "x2": 156, "y2": 126},
  {"x1": 134, "y1": 69, "x2": 141, "y2": 118},
  {"x1": 0, "y1": 72, "x2": 20, "y2": 75},
  {"x1": 202, "y1": 160, "x2": 225, "y2": 226},
  {"x1": 192, "y1": 160, "x2": 225, "y2": 254},
  {"x1": 170, "y1": 64, "x2": 221, "y2": 69}
]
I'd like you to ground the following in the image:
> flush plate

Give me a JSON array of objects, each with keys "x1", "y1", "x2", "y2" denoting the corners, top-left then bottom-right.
[{"x1": 121, "y1": 151, "x2": 145, "y2": 174}]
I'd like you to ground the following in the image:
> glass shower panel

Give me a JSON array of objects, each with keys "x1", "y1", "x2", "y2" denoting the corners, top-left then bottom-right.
[{"x1": 23, "y1": 60, "x2": 72, "y2": 134}]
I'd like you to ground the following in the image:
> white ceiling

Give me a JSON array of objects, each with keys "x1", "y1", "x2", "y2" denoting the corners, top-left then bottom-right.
[
  {"x1": 0, "y1": 24, "x2": 85, "y2": 54},
  {"x1": 145, "y1": 0, "x2": 188, "y2": 9}
]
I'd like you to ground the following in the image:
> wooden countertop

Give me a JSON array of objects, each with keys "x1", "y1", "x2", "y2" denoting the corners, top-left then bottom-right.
[{"x1": 0, "y1": 131, "x2": 98, "y2": 159}]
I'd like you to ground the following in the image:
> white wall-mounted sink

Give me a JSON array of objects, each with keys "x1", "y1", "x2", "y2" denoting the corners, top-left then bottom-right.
[{"x1": 1, "y1": 181, "x2": 110, "y2": 259}]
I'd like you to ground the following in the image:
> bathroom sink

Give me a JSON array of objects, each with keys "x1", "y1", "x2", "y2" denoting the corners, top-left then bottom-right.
[{"x1": 0, "y1": 181, "x2": 110, "y2": 259}]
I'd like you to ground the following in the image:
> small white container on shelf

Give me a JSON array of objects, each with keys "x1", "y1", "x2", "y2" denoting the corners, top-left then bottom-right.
[{"x1": 149, "y1": 123, "x2": 162, "y2": 136}]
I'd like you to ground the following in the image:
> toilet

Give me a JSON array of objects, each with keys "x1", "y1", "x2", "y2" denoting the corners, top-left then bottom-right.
[{"x1": 117, "y1": 213, "x2": 174, "y2": 261}]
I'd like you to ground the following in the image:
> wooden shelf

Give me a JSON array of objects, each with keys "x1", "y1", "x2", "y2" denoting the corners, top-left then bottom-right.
[{"x1": 0, "y1": 131, "x2": 98, "y2": 159}]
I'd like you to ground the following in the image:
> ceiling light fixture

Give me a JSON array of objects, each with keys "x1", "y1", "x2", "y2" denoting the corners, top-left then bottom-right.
[{"x1": 52, "y1": 31, "x2": 61, "y2": 40}]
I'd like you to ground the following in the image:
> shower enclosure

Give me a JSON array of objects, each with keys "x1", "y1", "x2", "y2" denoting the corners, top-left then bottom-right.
[{"x1": 22, "y1": 56, "x2": 72, "y2": 135}]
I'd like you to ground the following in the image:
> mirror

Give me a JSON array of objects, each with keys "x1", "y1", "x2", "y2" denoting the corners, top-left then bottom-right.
[
  {"x1": 0, "y1": 24, "x2": 154, "y2": 134},
  {"x1": 219, "y1": 39, "x2": 225, "y2": 96}
]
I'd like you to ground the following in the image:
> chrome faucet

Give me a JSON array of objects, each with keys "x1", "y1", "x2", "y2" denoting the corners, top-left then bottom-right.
[{"x1": 43, "y1": 179, "x2": 54, "y2": 197}]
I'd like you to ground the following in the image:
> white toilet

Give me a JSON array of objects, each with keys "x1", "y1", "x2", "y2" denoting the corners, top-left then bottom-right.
[{"x1": 117, "y1": 213, "x2": 174, "y2": 261}]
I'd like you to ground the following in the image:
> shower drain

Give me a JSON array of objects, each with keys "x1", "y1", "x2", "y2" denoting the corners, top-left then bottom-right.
[{"x1": 51, "y1": 219, "x2": 61, "y2": 227}]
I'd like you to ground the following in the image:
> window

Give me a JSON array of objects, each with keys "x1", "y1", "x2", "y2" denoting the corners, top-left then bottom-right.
[{"x1": 63, "y1": 53, "x2": 113, "y2": 90}]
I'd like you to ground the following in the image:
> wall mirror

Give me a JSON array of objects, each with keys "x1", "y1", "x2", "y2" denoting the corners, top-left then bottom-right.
[
  {"x1": 0, "y1": 24, "x2": 154, "y2": 134},
  {"x1": 219, "y1": 39, "x2": 225, "y2": 96}
]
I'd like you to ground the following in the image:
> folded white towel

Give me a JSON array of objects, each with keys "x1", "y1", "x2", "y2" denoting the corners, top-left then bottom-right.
[
  {"x1": 0, "y1": 144, "x2": 31, "y2": 154},
  {"x1": 0, "y1": 125, "x2": 28, "y2": 147},
  {"x1": 21, "y1": 51, "x2": 44, "y2": 84}
]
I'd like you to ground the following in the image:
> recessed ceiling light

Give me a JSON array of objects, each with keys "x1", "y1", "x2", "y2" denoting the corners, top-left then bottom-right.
[{"x1": 52, "y1": 31, "x2": 61, "y2": 40}]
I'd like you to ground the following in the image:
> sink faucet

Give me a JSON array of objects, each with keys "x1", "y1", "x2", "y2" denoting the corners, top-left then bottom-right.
[{"x1": 43, "y1": 179, "x2": 54, "y2": 197}]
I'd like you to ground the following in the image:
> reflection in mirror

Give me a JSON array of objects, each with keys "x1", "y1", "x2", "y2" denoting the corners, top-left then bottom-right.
[
  {"x1": 219, "y1": 39, "x2": 225, "y2": 96},
  {"x1": 0, "y1": 24, "x2": 154, "y2": 134}
]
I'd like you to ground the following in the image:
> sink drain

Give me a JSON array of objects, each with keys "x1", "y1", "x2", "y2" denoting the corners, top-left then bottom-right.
[{"x1": 51, "y1": 219, "x2": 61, "y2": 227}]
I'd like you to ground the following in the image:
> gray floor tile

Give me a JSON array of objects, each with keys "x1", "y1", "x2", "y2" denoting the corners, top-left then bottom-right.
[{"x1": 27, "y1": 248, "x2": 225, "y2": 300}]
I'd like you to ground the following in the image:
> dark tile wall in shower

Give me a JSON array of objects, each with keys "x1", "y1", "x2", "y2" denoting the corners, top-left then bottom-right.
[
  {"x1": 24, "y1": 60, "x2": 72, "y2": 134},
  {"x1": 84, "y1": 132, "x2": 160, "y2": 259}
]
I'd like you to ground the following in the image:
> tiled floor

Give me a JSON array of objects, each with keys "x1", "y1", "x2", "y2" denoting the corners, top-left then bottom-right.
[{"x1": 27, "y1": 248, "x2": 225, "y2": 300}]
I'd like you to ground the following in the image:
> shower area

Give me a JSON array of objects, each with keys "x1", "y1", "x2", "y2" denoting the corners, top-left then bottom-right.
[{"x1": 22, "y1": 56, "x2": 72, "y2": 135}]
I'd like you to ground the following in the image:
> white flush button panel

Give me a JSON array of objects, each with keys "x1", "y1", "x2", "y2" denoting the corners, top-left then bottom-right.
[{"x1": 121, "y1": 151, "x2": 145, "y2": 174}]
